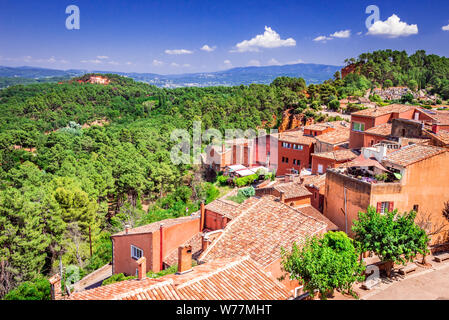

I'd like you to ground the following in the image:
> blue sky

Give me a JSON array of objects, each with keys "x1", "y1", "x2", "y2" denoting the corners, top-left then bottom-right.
[{"x1": 0, "y1": 0, "x2": 449, "y2": 74}]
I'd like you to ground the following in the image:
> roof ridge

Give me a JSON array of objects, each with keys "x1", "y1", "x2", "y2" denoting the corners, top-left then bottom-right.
[
  {"x1": 112, "y1": 279, "x2": 175, "y2": 300},
  {"x1": 176, "y1": 256, "x2": 251, "y2": 289},
  {"x1": 198, "y1": 197, "x2": 265, "y2": 262}
]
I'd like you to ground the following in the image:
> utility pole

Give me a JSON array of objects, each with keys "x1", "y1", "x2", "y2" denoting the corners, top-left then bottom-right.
[{"x1": 89, "y1": 226, "x2": 93, "y2": 257}]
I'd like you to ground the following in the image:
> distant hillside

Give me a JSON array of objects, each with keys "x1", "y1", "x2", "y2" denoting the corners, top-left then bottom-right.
[{"x1": 0, "y1": 63, "x2": 341, "y2": 88}]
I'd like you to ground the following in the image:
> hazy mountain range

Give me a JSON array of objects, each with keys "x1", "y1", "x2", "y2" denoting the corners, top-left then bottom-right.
[{"x1": 0, "y1": 63, "x2": 342, "y2": 88}]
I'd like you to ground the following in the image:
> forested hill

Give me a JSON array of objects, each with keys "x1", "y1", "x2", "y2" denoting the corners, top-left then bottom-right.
[
  {"x1": 343, "y1": 50, "x2": 449, "y2": 100},
  {"x1": 1, "y1": 49, "x2": 449, "y2": 299},
  {"x1": 0, "y1": 63, "x2": 341, "y2": 89},
  {"x1": 0, "y1": 74, "x2": 336, "y2": 299}
]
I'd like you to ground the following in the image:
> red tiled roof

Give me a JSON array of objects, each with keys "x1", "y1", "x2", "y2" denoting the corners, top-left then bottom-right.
[
  {"x1": 274, "y1": 182, "x2": 312, "y2": 199},
  {"x1": 312, "y1": 149, "x2": 358, "y2": 162},
  {"x1": 383, "y1": 144, "x2": 447, "y2": 167},
  {"x1": 199, "y1": 196, "x2": 335, "y2": 268},
  {"x1": 301, "y1": 174, "x2": 326, "y2": 190},
  {"x1": 432, "y1": 131, "x2": 449, "y2": 145},
  {"x1": 351, "y1": 104, "x2": 416, "y2": 118},
  {"x1": 315, "y1": 128, "x2": 350, "y2": 145},
  {"x1": 205, "y1": 198, "x2": 240, "y2": 219},
  {"x1": 365, "y1": 123, "x2": 392, "y2": 137},
  {"x1": 278, "y1": 130, "x2": 316, "y2": 145},
  {"x1": 69, "y1": 256, "x2": 292, "y2": 300},
  {"x1": 68, "y1": 277, "x2": 177, "y2": 300},
  {"x1": 112, "y1": 215, "x2": 199, "y2": 237}
]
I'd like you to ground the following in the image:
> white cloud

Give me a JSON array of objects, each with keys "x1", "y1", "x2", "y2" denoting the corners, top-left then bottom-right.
[
  {"x1": 97, "y1": 56, "x2": 109, "y2": 60},
  {"x1": 247, "y1": 59, "x2": 261, "y2": 67},
  {"x1": 183, "y1": 64, "x2": 191, "y2": 67},
  {"x1": 233, "y1": 26, "x2": 296, "y2": 52},
  {"x1": 108, "y1": 61, "x2": 119, "y2": 65},
  {"x1": 126, "y1": 62, "x2": 133, "y2": 65},
  {"x1": 81, "y1": 59, "x2": 102, "y2": 64},
  {"x1": 314, "y1": 29, "x2": 351, "y2": 43},
  {"x1": 267, "y1": 58, "x2": 281, "y2": 66},
  {"x1": 443, "y1": 23, "x2": 449, "y2": 31},
  {"x1": 165, "y1": 49, "x2": 193, "y2": 55},
  {"x1": 201, "y1": 45, "x2": 216, "y2": 52},
  {"x1": 356, "y1": 31, "x2": 363, "y2": 36},
  {"x1": 367, "y1": 14, "x2": 418, "y2": 38},
  {"x1": 313, "y1": 35, "x2": 332, "y2": 42},
  {"x1": 170, "y1": 62, "x2": 180, "y2": 67},
  {"x1": 330, "y1": 30, "x2": 351, "y2": 38},
  {"x1": 152, "y1": 59, "x2": 164, "y2": 66},
  {"x1": 286, "y1": 58, "x2": 304, "y2": 65}
]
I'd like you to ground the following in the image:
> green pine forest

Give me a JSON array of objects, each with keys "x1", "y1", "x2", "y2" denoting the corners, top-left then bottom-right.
[{"x1": 1, "y1": 50, "x2": 449, "y2": 299}]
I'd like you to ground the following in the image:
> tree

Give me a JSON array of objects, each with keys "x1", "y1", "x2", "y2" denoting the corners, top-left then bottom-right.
[
  {"x1": 352, "y1": 206, "x2": 429, "y2": 277},
  {"x1": 328, "y1": 99, "x2": 341, "y2": 111},
  {"x1": 281, "y1": 232, "x2": 365, "y2": 299},
  {"x1": 383, "y1": 79, "x2": 393, "y2": 88},
  {"x1": 3, "y1": 276, "x2": 50, "y2": 300}
]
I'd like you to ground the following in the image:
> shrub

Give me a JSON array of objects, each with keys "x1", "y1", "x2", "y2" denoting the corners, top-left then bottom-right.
[
  {"x1": 238, "y1": 187, "x2": 255, "y2": 198},
  {"x1": 4, "y1": 276, "x2": 51, "y2": 300},
  {"x1": 102, "y1": 273, "x2": 136, "y2": 286},
  {"x1": 217, "y1": 175, "x2": 228, "y2": 186}
]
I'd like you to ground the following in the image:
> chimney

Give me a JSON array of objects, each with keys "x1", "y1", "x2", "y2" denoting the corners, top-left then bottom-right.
[
  {"x1": 200, "y1": 202, "x2": 205, "y2": 232},
  {"x1": 177, "y1": 245, "x2": 193, "y2": 274},
  {"x1": 202, "y1": 234, "x2": 210, "y2": 251},
  {"x1": 432, "y1": 124, "x2": 439, "y2": 134},
  {"x1": 136, "y1": 257, "x2": 146, "y2": 281},
  {"x1": 125, "y1": 225, "x2": 131, "y2": 234},
  {"x1": 49, "y1": 274, "x2": 62, "y2": 300},
  {"x1": 280, "y1": 191, "x2": 286, "y2": 203}
]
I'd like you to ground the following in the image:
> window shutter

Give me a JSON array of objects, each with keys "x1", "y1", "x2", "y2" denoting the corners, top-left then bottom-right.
[
  {"x1": 388, "y1": 202, "x2": 394, "y2": 212},
  {"x1": 376, "y1": 202, "x2": 382, "y2": 213}
]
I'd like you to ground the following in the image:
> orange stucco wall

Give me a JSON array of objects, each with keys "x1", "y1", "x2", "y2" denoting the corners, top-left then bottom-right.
[
  {"x1": 112, "y1": 217, "x2": 200, "y2": 275},
  {"x1": 277, "y1": 141, "x2": 313, "y2": 176},
  {"x1": 324, "y1": 151, "x2": 449, "y2": 243},
  {"x1": 204, "y1": 210, "x2": 230, "y2": 231}
]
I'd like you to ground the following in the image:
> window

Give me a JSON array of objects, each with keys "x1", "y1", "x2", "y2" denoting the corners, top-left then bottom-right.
[
  {"x1": 293, "y1": 159, "x2": 296, "y2": 165},
  {"x1": 293, "y1": 144, "x2": 304, "y2": 151},
  {"x1": 352, "y1": 122, "x2": 365, "y2": 132},
  {"x1": 318, "y1": 164, "x2": 324, "y2": 174},
  {"x1": 413, "y1": 204, "x2": 419, "y2": 212},
  {"x1": 282, "y1": 142, "x2": 291, "y2": 148},
  {"x1": 131, "y1": 245, "x2": 143, "y2": 260},
  {"x1": 377, "y1": 202, "x2": 394, "y2": 214},
  {"x1": 285, "y1": 157, "x2": 289, "y2": 163}
]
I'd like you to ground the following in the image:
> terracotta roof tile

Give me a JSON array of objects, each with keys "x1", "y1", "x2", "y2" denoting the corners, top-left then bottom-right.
[
  {"x1": 433, "y1": 131, "x2": 449, "y2": 145},
  {"x1": 301, "y1": 174, "x2": 326, "y2": 190},
  {"x1": 69, "y1": 257, "x2": 291, "y2": 300},
  {"x1": 278, "y1": 130, "x2": 316, "y2": 145},
  {"x1": 273, "y1": 182, "x2": 311, "y2": 199},
  {"x1": 365, "y1": 123, "x2": 392, "y2": 137},
  {"x1": 315, "y1": 128, "x2": 350, "y2": 145},
  {"x1": 351, "y1": 104, "x2": 416, "y2": 118},
  {"x1": 112, "y1": 215, "x2": 200, "y2": 237},
  {"x1": 312, "y1": 149, "x2": 358, "y2": 162},
  {"x1": 383, "y1": 144, "x2": 447, "y2": 167},
  {"x1": 205, "y1": 198, "x2": 240, "y2": 219},
  {"x1": 199, "y1": 196, "x2": 335, "y2": 268}
]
